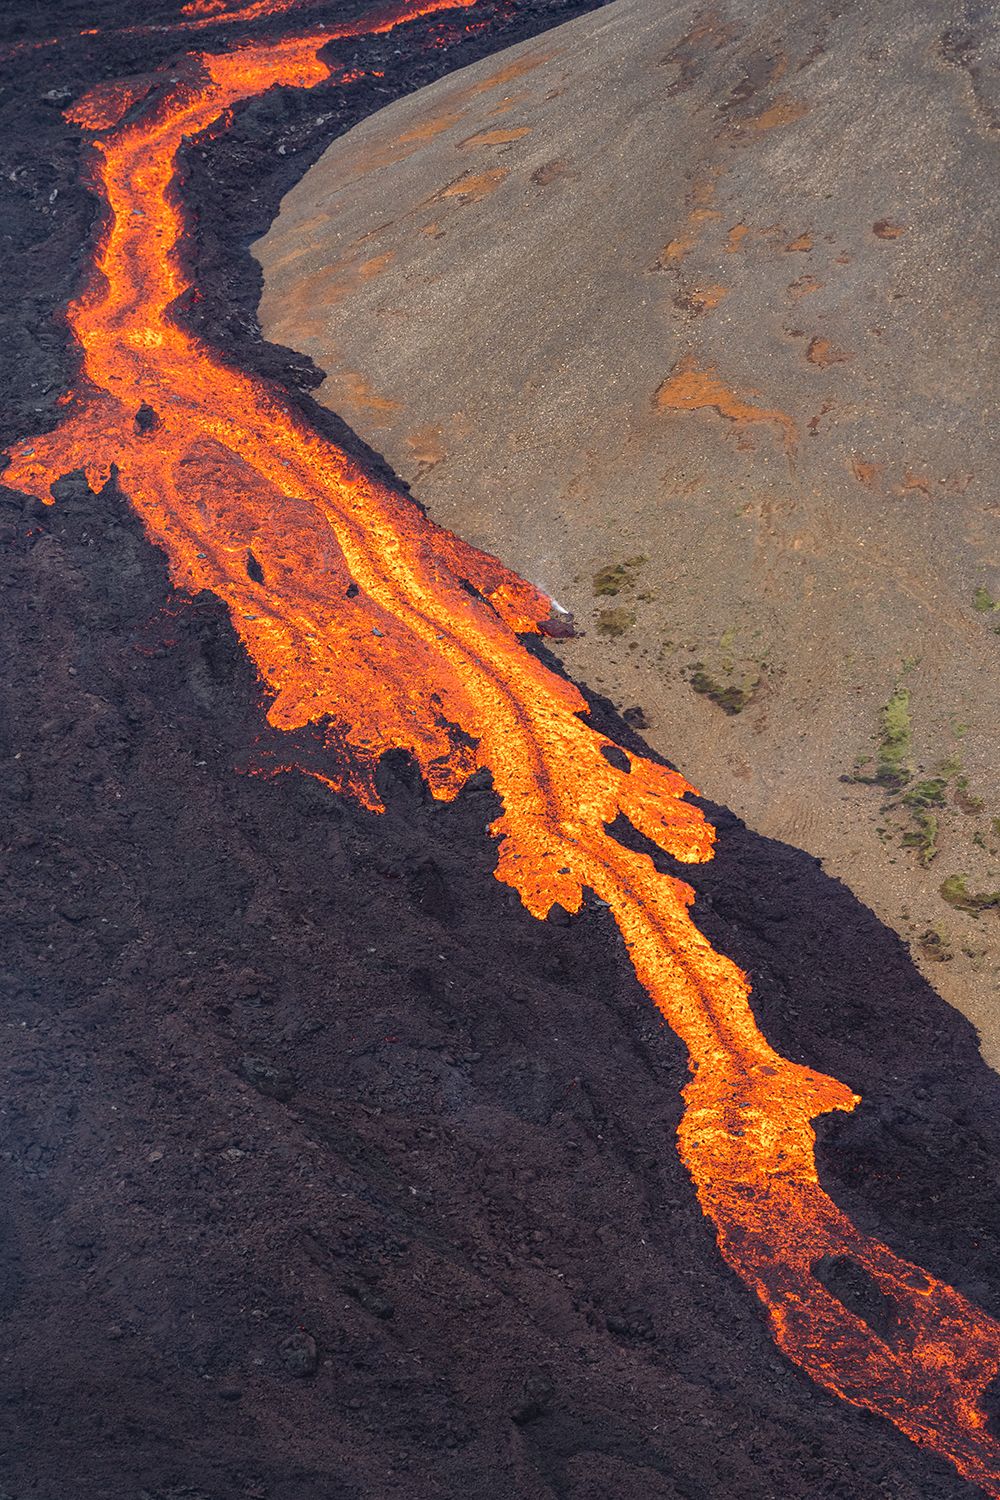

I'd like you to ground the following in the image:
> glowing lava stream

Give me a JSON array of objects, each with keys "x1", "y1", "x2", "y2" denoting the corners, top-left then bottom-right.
[{"x1": 6, "y1": 1, "x2": 1000, "y2": 1490}]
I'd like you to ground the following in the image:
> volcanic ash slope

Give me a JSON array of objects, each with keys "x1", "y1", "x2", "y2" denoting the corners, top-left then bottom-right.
[{"x1": 255, "y1": 0, "x2": 1000, "y2": 1065}]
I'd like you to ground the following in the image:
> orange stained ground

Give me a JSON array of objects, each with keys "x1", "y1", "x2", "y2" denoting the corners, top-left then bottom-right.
[
  {"x1": 655, "y1": 352, "x2": 798, "y2": 454},
  {"x1": 5, "y1": 4, "x2": 1000, "y2": 1492}
]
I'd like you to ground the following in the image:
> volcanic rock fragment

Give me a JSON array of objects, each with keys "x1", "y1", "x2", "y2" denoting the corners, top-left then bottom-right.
[
  {"x1": 510, "y1": 1369, "x2": 554, "y2": 1425},
  {"x1": 238, "y1": 1054, "x2": 294, "y2": 1102},
  {"x1": 279, "y1": 1330, "x2": 319, "y2": 1377}
]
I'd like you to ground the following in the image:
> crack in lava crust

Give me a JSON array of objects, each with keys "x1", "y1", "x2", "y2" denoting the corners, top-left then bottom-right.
[{"x1": 5, "y1": 2, "x2": 1000, "y2": 1491}]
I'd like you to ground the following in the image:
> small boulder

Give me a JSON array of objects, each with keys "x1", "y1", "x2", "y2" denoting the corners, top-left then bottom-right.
[
  {"x1": 135, "y1": 401, "x2": 159, "y2": 434},
  {"x1": 238, "y1": 1054, "x2": 294, "y2": 1103},
  {"x1": 280, "y1": 1330, "x2": 319, "y2": 1378},
  {"x1": 511, "y1": 1370, "x2": 554, "y2": 1426}
]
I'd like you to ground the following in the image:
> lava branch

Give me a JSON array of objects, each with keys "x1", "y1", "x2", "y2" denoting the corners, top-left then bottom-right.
[{"x1": 5, "y1": 4, "x2": 1000, "y2": 1491}]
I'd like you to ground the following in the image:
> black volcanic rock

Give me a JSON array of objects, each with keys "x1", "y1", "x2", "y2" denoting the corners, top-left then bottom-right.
[{"x1": 239, "y1": 1055, "x2": 295, "y2": 1103}]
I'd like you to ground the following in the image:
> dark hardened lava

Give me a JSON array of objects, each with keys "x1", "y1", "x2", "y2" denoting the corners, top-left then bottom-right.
[{"x1": 1, "y1": 3, "x2": 999, "y2": 1497}]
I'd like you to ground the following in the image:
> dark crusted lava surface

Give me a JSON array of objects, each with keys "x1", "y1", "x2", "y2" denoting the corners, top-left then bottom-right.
[{"x1": 1, "y1": 3, "x2": 999, "y2": 1497}]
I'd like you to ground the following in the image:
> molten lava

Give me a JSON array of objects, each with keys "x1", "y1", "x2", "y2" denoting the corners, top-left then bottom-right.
[{"x1": 6, "y1": 1, "x2": 1000, "y2": 1491}]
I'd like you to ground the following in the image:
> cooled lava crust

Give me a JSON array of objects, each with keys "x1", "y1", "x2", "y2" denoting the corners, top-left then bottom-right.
[{"x1": 1, "y1": 3, "x2": 1000, "y2": 1498}]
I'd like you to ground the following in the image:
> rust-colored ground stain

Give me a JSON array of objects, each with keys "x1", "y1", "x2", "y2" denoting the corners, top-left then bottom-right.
[
  {"x1": 440, "y1": 165, "x2": 509, "y2": 201},
  {"x1": 717, "y1": 48, "x2": 789, "y2": 112},
  {"x1": 405, "y1": 422, "x2": 448, "y2": 468},
  {"x1": 728, "y1": 93, "x2": 809, "y2": 136},
  {"x1": 304, "y1": 109, "x2": 463, "y2": 184},
  {"x1": 658, "y1": 211, "x2": 721, "y2": 266},
  {"x1": 532, "y1": 157, "x2": 571, "y2": 185},
  {"x1": 807, "y1": 399, "x2": 834, "y2": 436},
  {"x1": 320, "y1": 369, "x2": 402, "y2": 421},
  {"x1": 851, "y1": 454, "x2": 884, "y2": 488},
  {"x1": 661, "y1": 11, "x2": 742, "y2": 96},
  {"x1": 674, "y1": 283, "x2": 730, "y2": 315},
  {"x1": 723, "y1": 221, "x2": 782, "y2": 253},
  {"x1": 7, "y1": 5, "x2": 1000, "y2": 1493},
  {"x1": 453, "y1": 46, "x2": 558, "y2": 101},
  {"x1": 806, "y1": 335, "x2": 849, "y2": 367},
  {"x1": 896, "y1": 468, "x2": 934, "y2": 496},
  {"x1": 785, "y1": 230, "x2": 813, "y2": 252},
  {"x1": 459, "y1": 124, "x2": 532, "y2": 147},
  {"x1": 314, "y1": 50, "x2": 556, "y2": 185},
  {"x1": 654, "y1": 353, "x2": 797, "y2": 455},
  {"x1": 659, "y1": 233, "x2": 693, "y2": 268},
  {"x1": 873, "y1": 219, "x2": 906, "y2": 239},
  {"x1": 740, "y1": 93, "x2": 809, "y2": 131},
  {"x1": 261, "y1": 246, "x2": 396, "y2": 344},
  {"x1": 656, "y1": 173, "x2": 723, "y2": 268},
  {"x1": 394, "y1": 110, "x2": 464, "y2": 147}
]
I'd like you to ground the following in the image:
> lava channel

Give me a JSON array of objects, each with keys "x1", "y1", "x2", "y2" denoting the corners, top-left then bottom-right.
[{"x1": 4, "y1": 1, "x2": 1000, "y2": 1492}]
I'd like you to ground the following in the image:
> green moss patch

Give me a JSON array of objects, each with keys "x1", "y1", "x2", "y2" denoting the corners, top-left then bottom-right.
[
  {"x1": 596, "y1": 607, "x2": 636, "y2": 637},
  {"x1": 874, "y1": 686, "x2": 912, "y2": 789},
  {"x1": 901, "y1": 810, "x2": 939, "y2": 866},
  {"x1": 939, "y1": 875, "x2": 1000, "y2": 915},
  {"x1": 953, "y1": 777, "x2": 985, "y2": 814},
  {"x1": 902, "y1": 778, "x2": 946, "y2": 809},
  {"x1": 688, "y1": 664, "x2": 761, "y2": 715},
  {"x1": 848, "y1": 693, "x2": 997, "y2": 868},
  {"x1": 592, "y1": 556, "x2": 646, "y2": 597}
]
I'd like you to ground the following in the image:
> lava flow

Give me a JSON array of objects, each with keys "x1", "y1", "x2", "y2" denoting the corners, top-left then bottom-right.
[{"x1": 5, "y1": 1, "x2": 1000, "y2": 1491}]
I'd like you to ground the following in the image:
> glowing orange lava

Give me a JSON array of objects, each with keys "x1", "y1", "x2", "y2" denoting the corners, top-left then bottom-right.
[
  {"x1": 5, "y1": 3, "x2": 1000, "y2": 1491},
  {"x1": 1, "y1": 0, "x2": 473, "y2": 61}
]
